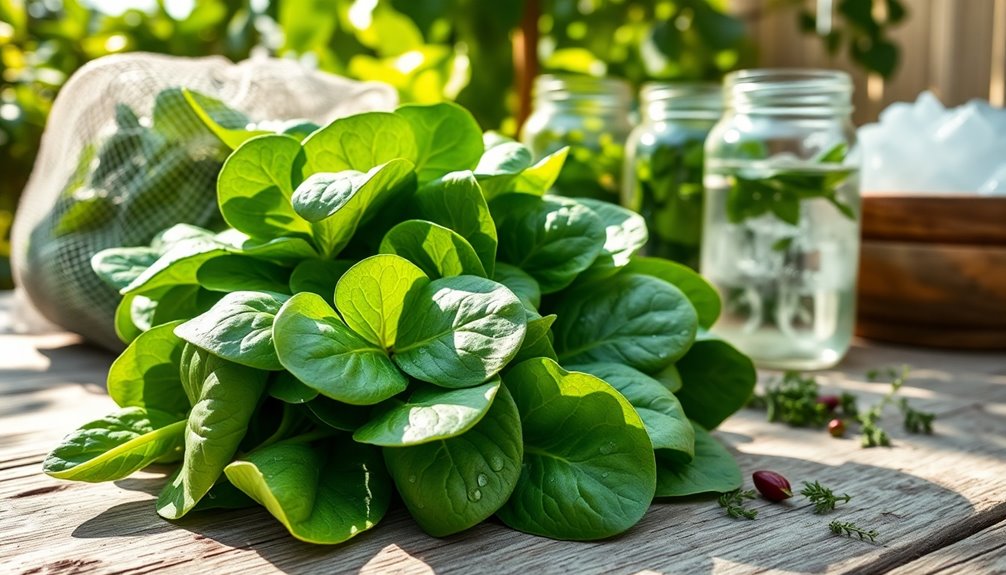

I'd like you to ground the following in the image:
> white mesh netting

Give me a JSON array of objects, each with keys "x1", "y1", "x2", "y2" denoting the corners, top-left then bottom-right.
[{"x1": 11, "y1": 53, "x2": 397, "y2": 351}]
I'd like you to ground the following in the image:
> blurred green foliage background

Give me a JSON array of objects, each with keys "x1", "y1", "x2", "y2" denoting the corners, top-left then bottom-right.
[{"x1": 0, "y1": 0, "x2": 905, "y2": 288}]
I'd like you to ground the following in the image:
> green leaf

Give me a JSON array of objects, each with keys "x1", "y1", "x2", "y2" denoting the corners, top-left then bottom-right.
[
  {"x1": 510, "y1": 313, "x2": 557, "y2": 364},
  {"x1": 354, "y1": 379, "x2": 500, "y2": 446},
  {"x1": 114, "y1": 294, "x2": 144, "y2": 344},
  {"x1": 652, "y1": 363, "x2": 683, "y2": 393},
  {"x1": 217, "y1": 134, "x2": 312, "y2": 240},
  {"x1": 91, "y1": 247, "x2": 160, "y2": 291},
  {"x1": 302, "y1": 111, "x2": 418, "y2": 174},
  {"x1": 225, "y1": 438, "x2": 391, "y2": 545},
  {"x1": 197, "y1": 255, "x2": 292, "y2": 294},
  {"x1": 674, "y1": 337, "x2": 756, "y2": 430},
  {"x1": 157, "y1": 352, "x2": 268, "y2": 519},
  {"x1": 476, "y1": 144, "x2": 568, "y2": 201},
  {"x1": 219, "y1": 232, "x2": 320, "y2": 263},
  {"x1": 383, "y1": 385, "x2": 523, "y2": 537},
  {"x1": 306, "y1": 397, "x2": 371, "y2": 431},
  {"x1": 492, "y1": 194, "x2": 606, "y2": 293},
  {"x1": 149, "y1": 286, "x2": 224, "y2": 327},
  {"x1": 288, "y1": 259, "x2": 354, "y2": 303},
  {"x1": 411, "y1": 171, "x2": 498, "y2": 275},
  {"x1": 552, "y1": 274, "x2": 698, "y2": 372},
  {"x1": 334, "y1": 254, "x2": 430, "y2": 350},
  {"x1": 43, "y1": 407, "x2": 185, "y2": 482},
  {"x1": 379, "y1": 219, "x2": 487, "y2": 279},
  {"x1": 181, "y1": 88, "x2": 269, "y2": 150},
  {"x1": 492, "y1": 262, "x2": 541, "y2": 310},
  {"x1": 292, "y1": 159, "x2": 416, "y2": 257},
  {"x1": 574, "y1": 197, "x2": 648, "y2": 278},
  {"x1": 394, "y1": 275, "x2": 526, "y2": 388},
  {"x1": 623, "y1": 256, "x2": 721, "y2": 329},
  {"x1": 120, "y1": 239, "x2": 228, "y2": 296},
  {"x1": 655, "y1": 424, "x2": 741, "y2": 497},
  {"x1": 107, "y1": 321, "x2": 189, "y2": 417},
  {"x1": 175, "y1": 291, "x2": 290, "y2": 371},
  {"x1": 273, "y1": 292, "x2": 408, "y2": 405},
  {"x1": 396, "y1": 102, "x2": 483, "y2": 183},
  {"x1": 498, "y1": 358, "x2": 656, "y2": 540},
  {"x1": 268, "y1": 371, "x2": 319, "y2": 404},
  {"x1": 568, "y1": 362, "x2": 694, "y2": 459}
]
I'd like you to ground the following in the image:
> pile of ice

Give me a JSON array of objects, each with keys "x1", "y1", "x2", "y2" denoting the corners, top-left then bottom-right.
[{"x1": 858, "y1": 91, "x2": 1006, "y2": 195}]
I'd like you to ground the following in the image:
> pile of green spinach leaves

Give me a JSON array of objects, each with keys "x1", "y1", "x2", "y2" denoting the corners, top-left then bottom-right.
[{"x1": 43, "y1": 102, "x2": 756, "y2": 544}]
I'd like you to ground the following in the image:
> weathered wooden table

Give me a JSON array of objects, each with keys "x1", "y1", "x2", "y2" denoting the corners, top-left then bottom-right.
[{"x1": 2, "y1": 292, "x2": 1005, "y2": 575}]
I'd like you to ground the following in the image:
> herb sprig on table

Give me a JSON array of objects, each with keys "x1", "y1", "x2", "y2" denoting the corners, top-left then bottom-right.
[{"x1": 42, "y1": 103, "x2": 759, "y2": 546}]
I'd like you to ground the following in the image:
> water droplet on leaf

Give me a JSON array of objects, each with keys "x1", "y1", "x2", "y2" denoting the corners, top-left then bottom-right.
[
  {"x1": 467, "y1": 488, "x2": 482, "y2": 502},
  {"x1": 477, "y1": 473, "x2": 488, "y2": 487}
]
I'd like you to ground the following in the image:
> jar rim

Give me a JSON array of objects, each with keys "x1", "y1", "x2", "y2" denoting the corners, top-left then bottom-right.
[
  {"x1": 724, "y1": 68, "x2": 853, "y2": 115},
  {"x1": 533, "y1": 74, "x2": 632, "y2": 103}
]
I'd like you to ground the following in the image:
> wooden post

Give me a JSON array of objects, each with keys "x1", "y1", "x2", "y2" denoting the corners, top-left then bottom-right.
[{"x1": 515, "y1": 0, "x2": 540, "y2": 137}]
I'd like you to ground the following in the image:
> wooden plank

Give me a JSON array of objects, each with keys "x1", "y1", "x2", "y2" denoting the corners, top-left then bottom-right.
[
  {"x1": 2, "y1": 293, "x2": 1006, "y2": 574},
  {"x1": 929, "y1": 0, "x2": 996, "y2": 105},
  {"x1": 887, "y1": 520, "x2": 1006, "y2": 574}
]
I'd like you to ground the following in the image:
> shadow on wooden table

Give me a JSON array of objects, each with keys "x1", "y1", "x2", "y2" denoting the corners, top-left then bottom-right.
[{"x1": 66, "y1": 452, "x2": 975, "y2": 575}]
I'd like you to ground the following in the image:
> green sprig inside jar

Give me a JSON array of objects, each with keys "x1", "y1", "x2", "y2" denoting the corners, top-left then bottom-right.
[
  {"x1": 522, "y1": 74, "x2": 632, "y2": 201},
  {"x1": 623, "y1": 83, "x2": 723, "y2": 270}
]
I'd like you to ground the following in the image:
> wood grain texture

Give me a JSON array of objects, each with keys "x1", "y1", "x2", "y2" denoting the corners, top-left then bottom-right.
[
  {"x1": 2, "y1": 294, "x2": 1006, "y2": 574},
  {"x1": 856, "y1": 240, "x2": 1006, "y2": 347},
  {"x1": 888, "y1": 520, "x2": 1006, "y2": 574},
  {"x1": 861, "y1": 194, "x2": 1006, "y2": 244}
]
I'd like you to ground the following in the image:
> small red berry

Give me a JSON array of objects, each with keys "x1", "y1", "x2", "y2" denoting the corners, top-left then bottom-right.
[
  {"x1": 828, "y1": 418, "x2": 846, "y2": 437},
  {"x1": 752, "y1": 470, "x2": 793, "y2": 502},
  {"x1": 817, "y1": 395, "x2": 840, "y2": 411}
]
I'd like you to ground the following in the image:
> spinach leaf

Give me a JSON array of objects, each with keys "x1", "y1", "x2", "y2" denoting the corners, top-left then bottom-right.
[
  {"x1": 216, "y1": 134, "x2": 312, "y2": 240},
  {"x1": 273, "y1": 292, "x2": 407, "y2": 405},
  {"x1": 574, "y1": 197, "x2": 648, "y2": 279},
  {"x1": 354, "y1": 378, "x2": 500, "y2": 446},
  {"x1": 181, "y1": 88, "x2": 269, "y2": 150},
  {"x1": 655, "y1": 424, "x2": 742, "y2": 497},
  {"x1": 175, "y1": 291, "x2": 290, "y2": 371},
  {"x1": 301, "y1": 111, "x2": 417, "y2": 174},
  {"x1": 306, "y1": 397, "x2": 371, "y2": 432},
  {"x1": 396, "y1": 102, "x2": 483, "y2": 183},
  {"x1": 622, "y1": 256, "x2": 721, "y2": 329},
  {"x1": 394, "y1": 275, "x2": 526, "y2": 388},
  {"x1": 552, "y1": 274, "x2": 698, "y2": 372},
  {"x1": 651, "y1": 363, "x2": 683, "y2": 393},
  {"x1": 674, "y1": 337, "x2": 756, "y2": 430},
  {"x1": 492, "y1": 262, "x2": 541, "y2": 310},
  {"x1": 379, "y1": 219, "x2": 487, "y2": 279},
  {"x1": 91, "y1": 247, "x2": 160, "y2": 291},
  {"x1": 383, "y1": 385, "x2": 522, "y2": 537},
  {"x1": 268, "y1": 371, "x2": 319, "y2": 404},
  {"x1": 567, "y1": 362, "x2": 694, "y2": 459},
  {"x1": 475, "y1": 144, "x2": 567, "y2": 201},
  {"x1": 291, "y1": 159, "x2": 416, "y2": 257},
  {"x1": 197, "y1": 255, "x2": 292, "y2": 294},
  {"x1": 498, "y1": 358, "x2": 656, "y2": 540},
  {"x1": 510, "y1": 312, "x2": 557, "y2": 364},
  {"x1": 334, "y1": 254, "x2": 429, "y2": 350},
  {"x1": 120, "y1": 239, "x2": 228, "y2": 296},
  {"x1": 107, "y1": 320, "x2": 189, "y2": 416},
  {"x1": 157, "y1": 351, "x2": 267, "y2": 519},
  {"x1": 411, "y1": 171, "x2": 498, "y2": 275},
  {"x1": 288, "y1": 259, "x2": 354, "y2": 303},
  {"x1": 492, "y1": 194, "x2": 605, "y2": 293},
  {"x1": 225, "y1": 438, "x2": 391, "y2": 544},
  {"x1": 43, "y1": 407, "x2": 185, "y2": 482}
]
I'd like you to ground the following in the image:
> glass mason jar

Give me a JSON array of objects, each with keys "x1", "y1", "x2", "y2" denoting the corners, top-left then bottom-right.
[
  {"x1": 701, "y1": 69, "x2": 861, "y2": 370},
  {"x1": 522, "y1": 74, "x2": 632, "y2": 201},
  {"x1": 622, "y1": 83, "x2": 723, "y2": 270}
]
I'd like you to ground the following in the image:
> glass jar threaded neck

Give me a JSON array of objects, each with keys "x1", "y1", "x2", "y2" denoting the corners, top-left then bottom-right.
[
  {"x1": 532, "y1": 74, "x2": 631, "y2": 111},
  {"x1": 640, "y1": 82, "x2": 723, "y2": 122},
  {"x1": 725, "y1": 69, "x2": 853, "y2": 116}
]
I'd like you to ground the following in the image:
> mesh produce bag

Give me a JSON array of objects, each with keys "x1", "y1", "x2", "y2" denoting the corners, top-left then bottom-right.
[{"x1": 11, "y1": 53, "x2": 397, "y2": 351}]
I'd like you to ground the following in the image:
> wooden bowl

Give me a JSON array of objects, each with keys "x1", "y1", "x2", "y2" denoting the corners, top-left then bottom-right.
[{"x1": 856, "y1": 193, "x2": 1006, "y2": 349}]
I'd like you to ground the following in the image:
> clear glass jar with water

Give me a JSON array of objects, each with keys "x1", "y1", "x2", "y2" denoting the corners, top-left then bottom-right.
[
  {"x1": 702, "y1": 69, "x2": 861, "y2": 370},
  {"x1": 622, "y1": 83, "x2": 722, "y2": 270},
  {"x1": 522, "y1": 74, "x2": 632, "y2": 201}
]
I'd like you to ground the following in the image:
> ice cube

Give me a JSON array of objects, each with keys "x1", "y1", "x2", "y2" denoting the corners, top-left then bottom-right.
[{"x1": 979, "y1": 164, "x2": 1006, "y2": 196}]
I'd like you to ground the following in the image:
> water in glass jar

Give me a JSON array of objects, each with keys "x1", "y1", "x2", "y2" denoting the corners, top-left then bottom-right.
[{"x1": 701, "y1": 160, "x2": 861, "y2": 370}]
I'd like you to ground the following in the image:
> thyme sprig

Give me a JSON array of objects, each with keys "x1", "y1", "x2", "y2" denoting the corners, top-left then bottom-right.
[
  {"x1": 718, "y1": 489, "x2": 758, "y2": 520},
  {"x1": 801, "y1": 481, "x2": 851, "y2": 514},
  {"x1": 829, "y1": 520, "x2": 879, "y2": 542}
]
